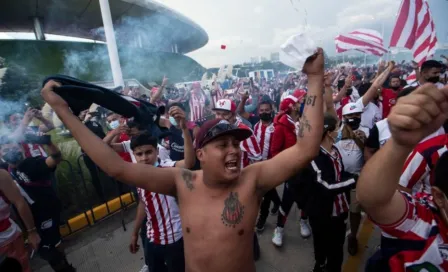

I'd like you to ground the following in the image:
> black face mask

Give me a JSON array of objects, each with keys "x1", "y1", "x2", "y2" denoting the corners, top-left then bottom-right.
[
  {"x1": 3, "y1": 150, "x2": 24, "y2": 165},
  {"x1": 346, "y1": 117, "x2": 361, "y2": 130},
  {"x1": 346, "y1": 87, "x2": 353, "y2": 96},
  {"x1": 391, "y1": 86, "x2": 400, "y2": 91},
  {"x1": 259, "y1": 112, "x2": 273, "y2": 121},
  {"x1": 427, "y1": 76, "x2": 440, "y2": 84}
]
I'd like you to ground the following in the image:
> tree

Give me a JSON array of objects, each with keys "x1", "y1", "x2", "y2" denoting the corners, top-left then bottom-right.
[{"x1": 0, "y1": 63, "x2": 43, "y2": 107}]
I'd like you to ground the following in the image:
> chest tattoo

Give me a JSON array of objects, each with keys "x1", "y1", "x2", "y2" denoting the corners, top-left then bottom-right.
[{"x1": 221, "y1": 192, "x2": 245, "y2": 228}]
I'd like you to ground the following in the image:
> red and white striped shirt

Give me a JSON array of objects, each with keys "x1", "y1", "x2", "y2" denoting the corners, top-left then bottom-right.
[
  {"x1": 376, "y1": 192, "x2": 448, "y2": 271},
  {"x1": 399, "y1": 134, "x2": 448, "y2": 196},
  {"x1": 211, "y1": 89, "x2": 224, "y2": 109},
  {"x1": 189, "y1": 91, "x2": 206, "y2": 122},
  {"x1": 235, "y1": 120, "x2": 262, "y2": 168},
  {"x1": 137, "y1": 159, "x2": 182, "y2": 245},
  {"x1": 253, "y1": 121, "x2": 275, "y2": 161},
  {"x1": 0, "y1": 190, "x2": 19, "y2": 246},
  {"x1": 22, "y1": 127, "x2": 47, "y2": 158}
]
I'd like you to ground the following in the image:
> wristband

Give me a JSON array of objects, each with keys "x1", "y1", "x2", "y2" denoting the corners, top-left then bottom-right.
[{"x1": 27, "y1": 227, "x2": 37, "y2": 232}]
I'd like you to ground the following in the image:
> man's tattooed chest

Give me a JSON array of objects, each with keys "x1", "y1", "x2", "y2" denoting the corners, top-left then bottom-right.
[{"x1": 221, "y1": 192, "x2": 245, "y2": 228}]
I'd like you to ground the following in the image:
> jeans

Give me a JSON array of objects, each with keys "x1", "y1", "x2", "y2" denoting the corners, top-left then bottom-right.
[{"x1": 144, "y1": 238, "x2": 185, "y2": 272}]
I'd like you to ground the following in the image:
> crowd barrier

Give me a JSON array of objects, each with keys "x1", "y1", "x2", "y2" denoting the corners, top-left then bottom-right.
[{"x1": 56, "y1": 154, "x2": 136, "y2": 237}]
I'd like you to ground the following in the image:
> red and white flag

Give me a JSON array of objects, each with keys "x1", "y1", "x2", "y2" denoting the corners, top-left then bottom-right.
[
  {"x1": 390, "y1": 0, "x2": 438, "y2": 83},
  {"x1": 335, "y1": 29, "x2": 388, "y2": 57}
]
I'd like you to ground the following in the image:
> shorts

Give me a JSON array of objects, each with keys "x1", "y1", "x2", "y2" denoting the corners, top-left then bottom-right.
[
  {"x1": 0, "y1": 232, "x2": 31, "y2": 272},
  {"x1": 350, "y1": 189, "x2": 363, "y2": 213}
]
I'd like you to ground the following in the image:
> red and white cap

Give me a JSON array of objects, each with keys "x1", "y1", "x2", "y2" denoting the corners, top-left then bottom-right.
[
  {"x1": 280, "y1": 89, "x2": 307, "y2": 112},
  {"x1": 213, "y1": 99, "x2": 237, "y2": 113},
  {"x1": 342, "y1": 102, "x2": 363, "y2": 116}
]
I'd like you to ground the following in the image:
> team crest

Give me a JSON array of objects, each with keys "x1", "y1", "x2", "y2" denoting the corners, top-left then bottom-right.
[
  {"x1": 268, "y1": 126, "x2": 275, "y2": 133},
  {"x1": 218, "y1": 100, "x2": 226, "y2": 107},
  {"x1": 221, "y1": 192, "x2": 245, "y2": 228}
]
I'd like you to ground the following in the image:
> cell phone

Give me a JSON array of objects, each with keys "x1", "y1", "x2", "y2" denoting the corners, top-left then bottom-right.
[{"x1": 24, "y1": 134, "x2": 52, "y2": 145}]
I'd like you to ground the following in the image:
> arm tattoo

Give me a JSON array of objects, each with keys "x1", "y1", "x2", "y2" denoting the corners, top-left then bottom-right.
[
  {"x1": 221, "y1": 192, "x2": 245, "y2": 228},
  {"x1": 181, "y1": 169, "x2": 194, "y2": 191},
  {"x1": 298, "y1": 115, "x2": 312, "y2": 138},
  {"x1": 305, "y1": 95, "x2": 317, "y2": 106}
]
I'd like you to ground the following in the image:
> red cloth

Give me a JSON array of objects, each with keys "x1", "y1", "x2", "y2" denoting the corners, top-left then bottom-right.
[
  {"x1": 118, "y1": 133, "x2": 132, "y2": 162},
  {"x1": 381, "y1": 88, "x2": 400, "y2": 118},
  {"x1": 336, "y1": 97, "x2": 351, "y2": 120},
  {"x1": 269, "y1": 113, "x2": 296, "y2": 158}
]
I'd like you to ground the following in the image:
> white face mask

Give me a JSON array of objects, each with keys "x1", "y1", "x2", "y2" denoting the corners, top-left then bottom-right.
[{"x1": 109, "y1": 120, "x2": 120, "y2": 130}]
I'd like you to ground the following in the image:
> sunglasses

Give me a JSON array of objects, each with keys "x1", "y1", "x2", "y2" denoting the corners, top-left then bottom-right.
[{"x1": 201, "y1": 122, "x2": 236, "y2": 147}]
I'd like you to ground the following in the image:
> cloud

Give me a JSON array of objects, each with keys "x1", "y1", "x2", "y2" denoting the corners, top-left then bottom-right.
[{"x1": 253, "y1": 6, "x2": 264, "y2": 14}]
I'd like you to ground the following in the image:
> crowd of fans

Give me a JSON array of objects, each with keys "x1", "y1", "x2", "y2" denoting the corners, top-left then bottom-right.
[{"x1": 0, "y1": 50, "x2": 448, "y2": 272}]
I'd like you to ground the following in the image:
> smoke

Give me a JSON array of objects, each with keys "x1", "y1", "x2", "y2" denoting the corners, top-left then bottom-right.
[{"x1": 60, "y1": 11, "x2": 206, "y2": 85}]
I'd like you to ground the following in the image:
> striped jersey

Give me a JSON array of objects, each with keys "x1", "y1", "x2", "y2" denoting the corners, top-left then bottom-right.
[
  {"x1": 312, "y1": 146, "x2": 355, "y2": 217},
  {"x1": 211, "y1": 89, "x2": 224, "y2": 109},
  {"x1": 0, "y1": 190, "x2": 19, "y2": 246},
  {"x1": 189, "y1": 91, "x2": 206, "y2": 122},
  {"x1": 376, "y1": 192, "x2": 448, "y2": 271},
  {"x1": 22, "y1": 127, "x2": 47, "y2": 158},
  {"x1": 253, "y1": 121, "x2": 275, "y2": 160},
  {"x1": 137, "y1": 159, "x2": 182, "y2": 245},
  {"x1": 399, "y1": 134, "x2": 448, "y2": 196},
  {"x1": 235, "y1": 119, "x2": 262, "y2": 168}
]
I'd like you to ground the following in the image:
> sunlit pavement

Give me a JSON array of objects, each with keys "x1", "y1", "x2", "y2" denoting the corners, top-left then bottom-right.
[{"x1": 32, "y1": 185, "x2": 381, "y2": 272}]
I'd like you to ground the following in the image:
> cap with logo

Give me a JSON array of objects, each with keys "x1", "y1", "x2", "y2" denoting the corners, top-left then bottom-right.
[
  {"x1": 342, "y1": 102, "x2": 363, "y2": 116},
  {"x1": 195, "y1": 119, "x2": 252, "y2": 149},
  {"x1": 212, "y1": 99, "x2": 237, "y2": 113}
]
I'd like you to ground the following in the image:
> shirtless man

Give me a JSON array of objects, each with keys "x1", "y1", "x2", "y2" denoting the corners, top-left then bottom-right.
[{"x1": 41, "y1": 48, "x2": 325, "y2": 272}]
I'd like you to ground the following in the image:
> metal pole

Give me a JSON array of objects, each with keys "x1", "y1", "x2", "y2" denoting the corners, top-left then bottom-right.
[{"x1": 99, "y1": 0, "x2": 125, "y2": 88}]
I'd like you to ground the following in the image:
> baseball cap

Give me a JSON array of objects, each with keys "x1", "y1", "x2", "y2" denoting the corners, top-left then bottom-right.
[
  {"x1": 212, "y1": 99, "x2": 237, "y2": 113},
  {"x1": 342, "y1": 102, "x2": 363, "y2": 116},
  {"x1": 195, "y1": 119, "x2": 252, "y2": 149}
]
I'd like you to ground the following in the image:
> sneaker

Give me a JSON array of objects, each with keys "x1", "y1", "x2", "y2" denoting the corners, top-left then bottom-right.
[
  {"x1": 272, "y1": 227, "x2": 284, "y2": 247},
  {"x1": 300, "y1": 218, "x2": 311, "y2": 238},
  {"x1": 256, "y1": 217, "x2": 266, "y2": 232},
  {"x1": 311, "y1": 263, "x2": 327, "y2": 272},
  {"x1": 270, "y1": 204, "x2": 279, "y2": 215},
  {"x1": 139, "y1": 265, "x2": 149, "y2": 272}
]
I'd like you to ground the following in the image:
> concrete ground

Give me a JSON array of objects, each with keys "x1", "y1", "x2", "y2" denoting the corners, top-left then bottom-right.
[{"x1": 32, "y1": 186, "x2": 381, "y2": 272}]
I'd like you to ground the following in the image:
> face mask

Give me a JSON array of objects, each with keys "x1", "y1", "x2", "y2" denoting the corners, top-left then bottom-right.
[
  {"x1": 169, "y1": 116, "x2": 178, "y2": 127},
  {"x1": 391, "y1": 86, "x2": 400, "y2": 91},
  {"x1": 346, "y1": 117, "x2": 361, "y2": 130},
  {"x1": 427, "y1": 76, "x2": 440, "y2": 84},
  {"x1": 3, "y1": 150, "x2": 23, "y2": 165},
  {"x1": 108, "y1": 120, "x2": 120, "y2": 130},
  {"x1": 259, "y1": 112, "x2": 272, "y2": 121}
]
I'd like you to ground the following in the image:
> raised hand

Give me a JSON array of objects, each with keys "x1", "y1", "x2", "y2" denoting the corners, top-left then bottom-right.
[
  {"x1": 169, "y1": 106, "x2": 187, "y2": 129},
  {"x1": 388, "y1": 84, "x2": 448, "y2": 147},
  {"x1": 302, "y1": 48, "x2": 324, "y2": 77},
  {"x1": 41, "y1": 80, "x2": 65, "y2": 109},
  {"x1": 162, "y1": 75, "x2": 169, "y2": 87}
]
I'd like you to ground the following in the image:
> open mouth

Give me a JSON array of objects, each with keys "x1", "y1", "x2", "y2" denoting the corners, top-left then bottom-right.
[{"x1": 225, "y1": 160, "x2": 238, "y2": 171}]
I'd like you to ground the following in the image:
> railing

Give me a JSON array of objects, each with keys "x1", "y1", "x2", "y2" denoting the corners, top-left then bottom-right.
[{"x1": 55, "y1": 154, "x2": 137, "y2": 237}]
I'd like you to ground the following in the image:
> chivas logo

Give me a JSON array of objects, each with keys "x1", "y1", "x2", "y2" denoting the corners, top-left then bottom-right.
[
  {"x1": 218, "y1": 100, "x2": 226, "y2": 107},
  {"x1": 221, "y1": 192, "x2": 245, "y2": 228}
]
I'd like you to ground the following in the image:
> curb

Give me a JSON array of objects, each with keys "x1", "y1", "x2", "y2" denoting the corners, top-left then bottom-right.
[{"x1": 59, "y1": 193, "x2": 135, "y2": 236}]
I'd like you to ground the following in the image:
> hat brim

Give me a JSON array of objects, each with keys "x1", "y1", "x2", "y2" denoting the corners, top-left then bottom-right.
[
  {"x1": 200, "y1": 128, "x2": 252, "y2": 148},
  {"x1": 212, "y1": 107, "x2": 232, "y2": 112}
]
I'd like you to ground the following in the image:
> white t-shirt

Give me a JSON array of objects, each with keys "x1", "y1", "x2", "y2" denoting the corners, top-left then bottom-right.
[
  {"x1": 355, "y1": 97, "x2": 383, "y2": 131},
  {"x1": 335, "y1": 139, "x2": 363, "y2": 175}
]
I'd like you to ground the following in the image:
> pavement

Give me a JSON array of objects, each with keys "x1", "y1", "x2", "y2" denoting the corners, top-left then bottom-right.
[{"x1": 32, "y1": 186, "x2": 381, "y2": 272}]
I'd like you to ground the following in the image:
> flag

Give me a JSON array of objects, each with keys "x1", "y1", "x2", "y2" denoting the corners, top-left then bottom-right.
[
  {"x1": 335, "y1": 29, "x2": 388, "y2": 57},
  {"x1": 389, "y1": 0, "x2": 438, "y2": 83}
]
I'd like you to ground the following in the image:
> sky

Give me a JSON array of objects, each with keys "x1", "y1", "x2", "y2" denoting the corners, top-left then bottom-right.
[
  {"x1": 0, "y1": 0, "x2": 447, "y2": 68},
  {"x1": 154, "y1": 0, "x2": 448, "y2": 67}
]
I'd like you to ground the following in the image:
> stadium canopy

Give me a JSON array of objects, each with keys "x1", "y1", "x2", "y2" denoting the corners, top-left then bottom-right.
[{"x1": 0, "y1": 0, "x2": 208, "y2": 54}]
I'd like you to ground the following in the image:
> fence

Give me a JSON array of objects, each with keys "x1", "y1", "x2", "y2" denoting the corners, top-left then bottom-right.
[{"x1": 55, "y1": 154, "x2": 136, "y2": 237}]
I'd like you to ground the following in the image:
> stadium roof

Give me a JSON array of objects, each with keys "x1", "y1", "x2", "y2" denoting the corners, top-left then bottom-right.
[{"x1": 0, "y1": 0, "x2": 208, "y2": 54}]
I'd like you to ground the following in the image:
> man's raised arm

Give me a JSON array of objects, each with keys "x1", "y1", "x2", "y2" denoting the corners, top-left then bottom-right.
[
  {"x1": 357, "y1": 84, "x2": 448, "y2": 225},
  {"x1": 253, "y1": 48, "x2": 325, "y2": 192},
  {"x1": 41, "y1": 81, "x2": 178, "y2": 196}
]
